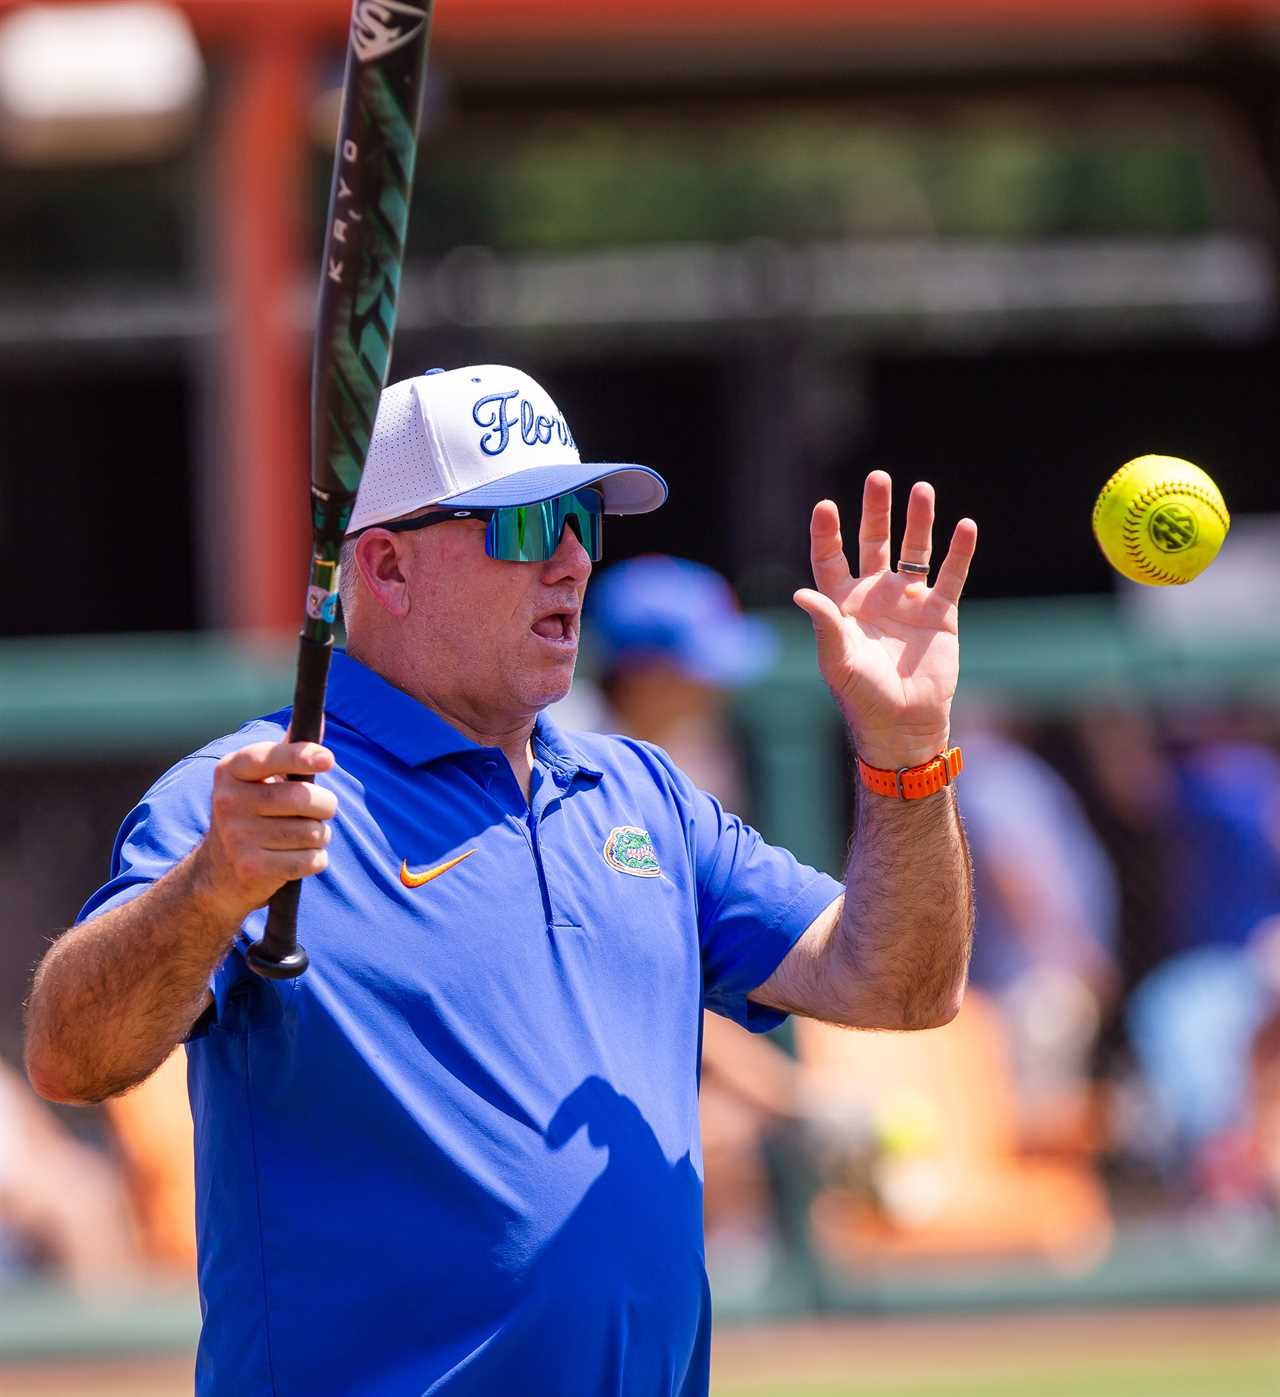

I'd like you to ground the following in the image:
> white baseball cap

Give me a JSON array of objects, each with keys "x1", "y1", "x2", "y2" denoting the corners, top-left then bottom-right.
[{"x1": 346, "y1": 365, "x2": 668, "y2": 534}]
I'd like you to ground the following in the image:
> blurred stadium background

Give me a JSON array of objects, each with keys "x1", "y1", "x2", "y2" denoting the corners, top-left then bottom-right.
[{"x1": 3, "y1": 0, "x2": 1280, "y2": 1392}]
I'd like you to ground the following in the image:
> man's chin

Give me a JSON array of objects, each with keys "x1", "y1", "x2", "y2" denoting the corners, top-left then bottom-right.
[{"x1": 520, "y1": 656, "x2": 577, "y2": 711}]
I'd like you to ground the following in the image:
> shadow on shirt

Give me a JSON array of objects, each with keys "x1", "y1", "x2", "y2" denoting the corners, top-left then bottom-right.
[{"x1": 426, "y1": 1075, "x2": 711, "y2": 1397}]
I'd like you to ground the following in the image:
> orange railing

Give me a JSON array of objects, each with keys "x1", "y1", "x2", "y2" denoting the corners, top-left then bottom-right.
[{"x1": 1, "y1": 0, "x2": 1277, "y2": 46}]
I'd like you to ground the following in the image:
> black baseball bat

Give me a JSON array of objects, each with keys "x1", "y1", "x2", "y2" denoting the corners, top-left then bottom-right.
[{"x1": 248, "y1": 0, "x2": 436, "y2": 979}]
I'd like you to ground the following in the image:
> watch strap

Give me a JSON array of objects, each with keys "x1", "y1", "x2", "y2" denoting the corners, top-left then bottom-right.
[{"x1": 857, "y1": 747, "x2": 964, "y2": 801}]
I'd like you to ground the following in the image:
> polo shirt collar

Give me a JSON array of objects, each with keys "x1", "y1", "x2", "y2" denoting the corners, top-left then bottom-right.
[
  {"x1": 325, "y1": 651, "x2": 482, "y2": 767},
  {"x1": 534, "y1": 712, "x2": 604, "y2": 784},
  {"x1": 325, "y1": 650, "x2": 602, "y2": 782}
]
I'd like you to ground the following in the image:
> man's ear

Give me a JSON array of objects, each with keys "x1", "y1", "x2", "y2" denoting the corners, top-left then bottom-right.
[{"x1": 354, "y1": 531, "x2": 412, "y2": 618}]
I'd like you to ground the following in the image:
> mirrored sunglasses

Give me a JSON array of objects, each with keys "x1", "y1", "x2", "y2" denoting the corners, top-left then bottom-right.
[{"x1": 354, "y1": 486, "x2": 604, "y2": 563}]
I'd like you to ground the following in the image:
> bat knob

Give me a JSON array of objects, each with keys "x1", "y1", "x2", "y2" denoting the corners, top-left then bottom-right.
[{"x1": 246, "y1": 943, "x2": 310, "y2": 981}]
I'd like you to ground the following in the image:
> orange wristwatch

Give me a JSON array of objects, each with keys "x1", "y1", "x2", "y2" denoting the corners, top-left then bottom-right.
[{"x1": 856, "y1": 747, "x2": 964, "y2": 801}]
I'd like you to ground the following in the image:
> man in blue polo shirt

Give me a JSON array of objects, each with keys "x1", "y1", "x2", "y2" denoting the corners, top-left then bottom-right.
[{"x1": 25, "y1": 365, "x2": 978, "y2": 1396}]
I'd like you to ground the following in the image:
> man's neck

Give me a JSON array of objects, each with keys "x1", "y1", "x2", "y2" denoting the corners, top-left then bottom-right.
[
  {"x1": 347, "y1": 637, "x2": 537, "y2": 800},
  {"x1": 433, "y1": 703, "x2": 536, "y2": 802}
]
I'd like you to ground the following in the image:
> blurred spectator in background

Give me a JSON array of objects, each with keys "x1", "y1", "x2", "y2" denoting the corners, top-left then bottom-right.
[
  {"x1": 564, "y1": 554, "x2": 777, "y2": 816},
  {"x1": 558, "y1": 556, "x2": 799, "y2": 1288},
  {"x1": 1167, "y1": 736, "x2": 1280, "y2": 959},
  {"x1": 1069, "y1": 704, "x2": 1179, "y2": 994},
  {"x1": 794, "y1": 705, "x2": 1118, "y2": 1270},
  {"x1": 797, "y1": 992, "x2": 1113, "y2": 1270},
  {"x1": 0, "y1": 1057, "x2": 137, "y2": 1291},
  {"x1": 1126, "y1": 736, "x2": 1280, "y2": 1204},
  {"x1": 1249, "y1": 940, "x2": 1280, "y2": 1209},
  {"x1": 953, "y1": 705, "x2": 1121, "y2": 1152},
  {"x1": 103, "y1": 1048, "x2": 197, "y2": 1277}
]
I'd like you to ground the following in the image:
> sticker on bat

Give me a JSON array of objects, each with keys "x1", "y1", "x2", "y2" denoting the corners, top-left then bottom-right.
[
  {"x1": 352, "y1": 1, "x2": 428, "y2": 64},
  {"x1": 306, "y1": 587, "x2": 340, "y2": 624}
]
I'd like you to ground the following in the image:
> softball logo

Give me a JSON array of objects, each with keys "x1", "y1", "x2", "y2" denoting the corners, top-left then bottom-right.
[
  {"x1": 603, "y1": 827, "x2": 661, "y2": 878},
  {"x1": 1148, "y1": 504, "x2": 1198, "y2": 554}
]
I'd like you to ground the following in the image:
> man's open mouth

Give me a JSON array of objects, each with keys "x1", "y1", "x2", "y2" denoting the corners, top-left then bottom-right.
[{"x1": 532, "y1": 611, "x2": 576, "y2": 642}]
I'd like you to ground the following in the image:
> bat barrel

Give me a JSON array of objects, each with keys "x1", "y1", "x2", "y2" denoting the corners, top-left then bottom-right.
[{"x1": 249, "y1": 2, "x2": 434, "y2": 981}]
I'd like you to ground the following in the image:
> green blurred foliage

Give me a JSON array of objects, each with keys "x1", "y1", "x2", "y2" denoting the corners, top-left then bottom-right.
[
  {"x1": 0, "y1": 100, "x2": 1223, "y2": 286},
  {"x1": 407, "y1": 106, "x2": 1217, "y2": 252}
]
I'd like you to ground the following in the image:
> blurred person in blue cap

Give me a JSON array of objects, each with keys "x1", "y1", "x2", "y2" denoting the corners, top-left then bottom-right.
[
  {"x1": 29, "y1": 364, "x2": 978, "y2": 1397},
  {"x1": 567, "y1": 555, "x2": 778, "y2": 815},
  {"x1": 590, "y1": 554, "x2": 776, "y2": 690}
]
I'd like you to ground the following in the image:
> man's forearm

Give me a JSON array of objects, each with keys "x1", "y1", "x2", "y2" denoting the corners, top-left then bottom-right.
[
  {"x1": 833, "y1": 786, "x2": 974, "y2": 1030},
  {"x1": 751, "y1": 782, "x2": 974, "y2": 1030},
  {"x1": 25, "y1": 851, "x2": 241, "y2": 1105}
]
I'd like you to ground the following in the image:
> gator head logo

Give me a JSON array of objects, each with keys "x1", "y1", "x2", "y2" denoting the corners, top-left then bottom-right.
[
  {"x1": 603, "y1": 826, "x2": 661, "y2": 878},
  {"x1": 1148, "y1": 504, "x2": 1199, "y2": 554},
  {"x1": 352, "y1": 1, "x2": 428, "y2": 64}
]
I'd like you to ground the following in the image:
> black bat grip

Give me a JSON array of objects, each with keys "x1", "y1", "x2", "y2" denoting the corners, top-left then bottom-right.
[{"x1": 247, "y1": 633, "x2": 334, "y2": 980}]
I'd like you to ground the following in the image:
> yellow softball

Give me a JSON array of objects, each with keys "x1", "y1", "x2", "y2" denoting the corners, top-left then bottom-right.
[{"x1": 1092, "y1": 455, "x2": 1230, "y2": 586}]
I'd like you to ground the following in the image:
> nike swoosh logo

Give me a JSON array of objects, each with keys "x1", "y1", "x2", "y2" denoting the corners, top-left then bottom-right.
[{"x1": 399, "y1": 850, "x2": 476, "y2": 889}]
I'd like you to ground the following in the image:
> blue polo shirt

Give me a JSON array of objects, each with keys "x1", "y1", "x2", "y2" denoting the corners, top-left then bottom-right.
[{"x1": 78, "y1": 652, "x2": 842, "y2": 1397}]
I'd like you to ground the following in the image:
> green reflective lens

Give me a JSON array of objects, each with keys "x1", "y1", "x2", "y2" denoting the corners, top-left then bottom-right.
[{"x1": 485, "y1": 488, "x2": 603, "y2": 562}]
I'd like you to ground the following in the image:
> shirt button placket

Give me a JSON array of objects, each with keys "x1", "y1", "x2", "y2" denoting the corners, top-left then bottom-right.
[{"x1": 527, "y1": 762, "x2": 576, "y2": 932}]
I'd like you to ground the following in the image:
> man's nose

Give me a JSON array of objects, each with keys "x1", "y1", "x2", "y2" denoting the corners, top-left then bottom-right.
[{"x1": 542, "y1": 521, "x2": 593, "y2": 582}]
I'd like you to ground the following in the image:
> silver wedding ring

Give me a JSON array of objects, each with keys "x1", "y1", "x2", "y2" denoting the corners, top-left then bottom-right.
[{"x1": 897, "y1": 561, "x2": 931, "y2": 577}]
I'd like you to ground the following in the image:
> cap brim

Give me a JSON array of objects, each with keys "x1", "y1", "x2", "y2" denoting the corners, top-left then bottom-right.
[{"x1": 441, "y1": 463, "x2": 667, "y2": 515}]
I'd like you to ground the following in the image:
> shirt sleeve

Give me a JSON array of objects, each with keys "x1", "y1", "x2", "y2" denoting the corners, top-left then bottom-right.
[
  {"x1": 75, "y1": 754, "x2": 253, "y2": 1027},
  {"x1": 648, "y1": 746, "x2": 844, "y2": 1033}
]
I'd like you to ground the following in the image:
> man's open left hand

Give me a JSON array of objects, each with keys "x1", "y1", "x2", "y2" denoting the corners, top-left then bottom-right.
[{"x1": 794, "y1": 472, "x2": 978, "y2": 772}]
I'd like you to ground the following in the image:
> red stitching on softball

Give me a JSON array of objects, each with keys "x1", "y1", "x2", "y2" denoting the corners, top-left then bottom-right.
[
  {"x1": 1130, "y1": 480, "x2": 1229, "y2": 535},
  {"x1": 1096, "y1": 464, "x2": 1226, "y2": 586},
  {"x1": 1120, "y1": 480, "x2": 1224, "y2": 585}
]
